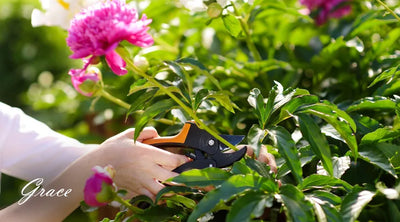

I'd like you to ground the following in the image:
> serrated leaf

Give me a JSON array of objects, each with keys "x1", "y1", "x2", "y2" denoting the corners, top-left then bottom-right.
[
  {"x1": 134, "y1": 99, "x2": 175, "y2": 140},
  {"x1": 269, "y1": 126, "x2": 303, "y2": 183},
  {"x1": 280, "y1": 184, "x2": 314, "y2": 222},
  {"x1": 298, "y1": 114, "x2": 333, "y2": 176},
  {"x1": 222, "y1": 14, "x2": 242, "y2": 37},
  {"x1": 168, "y1": 168, "x2": 232, "y2": 187},
  {"x1": 340, "y1": 188, "x2": 375, "y2": 222}
]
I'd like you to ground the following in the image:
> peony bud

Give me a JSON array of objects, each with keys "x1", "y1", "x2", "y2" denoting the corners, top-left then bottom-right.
[
  {"x1": 83, "y1": 165, "x2": 116, "y2": 207},
  {"x1": 69, "y1": 67, "x2": 101, "y2": 97},
  {"x1": 133, "y1": 55, "x2": 150, "y2": 72},
  {"x1": 207, "y1": 3, "x2": 223, "y2": 19}
]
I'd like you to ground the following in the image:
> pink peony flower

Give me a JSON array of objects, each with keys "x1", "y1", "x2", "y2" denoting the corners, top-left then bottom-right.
[
  {"x1": 299, "y1": 0, "x2": 351, "y2": 25},
  {"x1": 84, "y1": 165, "x2": 116, "y2": 207},
  {"x1": 67, "y1": 0, "x2": 153, "y2": 76},
  {"x1": 69, "y1": 64, "x2": 100, "y2": 97}
]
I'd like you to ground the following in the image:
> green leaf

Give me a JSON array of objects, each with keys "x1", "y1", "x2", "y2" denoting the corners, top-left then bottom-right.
[
  {"x1": 207, "y1": 91, "x2": 238, "y2": 113},
  {"x1": 309, "y1": 190, "x2": 342, "y2": 206},
  {"x1": 164, "y1": 195, "x2": 196, "y2": 209},
  {"x1": 244, "y1": 158, "x2": 273, "y2": 179},
  {"x1": 187, "y1": 174, "x2": 276, "y2": 222},
  {"x1": 358, "y1": 144, "x2": 397, "y2": 178},
  {"x1": 361, "y1": 127, "x2": 400, "y2": 145},
  {"x1": 248, "y1": 88, "x2": 267, "y2": 126},
  {"x1": 352, "y1": 114, "x2": 382, "y2": 136},
  {"x1": 127, "y1": 88, "x2": 158, "y2": 115},
  {"x1": 134, "y1": 205, "x2": 181, "y2": 222},
  {"x1": 222, "y1": 14, "x2": 242, "y2": 37},
  {"x1": 275, "y1": 95, "x2": 319, "y2": 125},
  {"x1": 346, "y1": 96, "x2": 397, "y2": 112},
  {"x1": 280, "y1": 184, "x2": 314, "y2": 222},
  {"x1": 134, "y1": 99, "x2": 175, "y2": 140},
  {"x1": 194, "y1": 88, "x2": 209, "y2": 111},
  {"x1": 298, "y1": 102, "x2": 358, "y2": 160},
  {"x1": 298, "y1": 114, "x2": 333, "y2": 176},
  {"x1": 226, "y1": 191, "x2": 271, "y2": 222},
  {"x1": 168, "y1": 168, "x2": 232, "y2": 187},
  {"x1": 298, "y1": 175, "x2": 352, "y2": 191},
  {"x1": 269, "y1": 126, "x2": 303, "y2": 183},
  {"x1": 129, "y1": 195, "x2": 154, "y2": 206},
  {"x1": 307, "y1": 196, "x2": 342, "y2": 222},
  {"x1": 247, "y1": 124, "x2": 267, "y2": 157},
  {"x1": 155, "y1": 186, "x2": 199, "y2": 204},
  {"x1": 80, "y1": 201, "x2": 98, "y2": 213},
  {"x1": 340, "y1": 188, "x2": 375, "y2": 222}
]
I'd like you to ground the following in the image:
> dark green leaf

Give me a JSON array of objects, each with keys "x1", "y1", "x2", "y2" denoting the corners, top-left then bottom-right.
[
  {"x1": 134, "y1": 99, "x2": 175, "y2": 140},
  {"x1": 164, "y1": 195, "x2": 196, "y2": 209},
  {"x1": 280, "y1": 184, "x2": 314, "y2": 222},
  {"x1": 269, "y1": 126, "x2": 303, "y2": 183},
  {"x1": 359, "y1": 144, "x2": 397, "y2": 178},
  {"x1": 275, "y1": 95, "x2": 319, "y2": 125},
  {"x1": 127, "y1": 88, "x2": 158, "y2": 115},
  {"x1": 187, "y1": 174, "x2": 276, "y2": 222},
  {"x1": 352, "y1": 114, "x2": 382, "y2": 135},
  {"x1": 340, "y1": 188, "x2": 375, "y2": 222},
  {"x1": 244, "y1": 158, "x2": 273, "y2": 179},
  {"x1": 222, "y1": 14, "x2": 242, "y2": 37},
  {"x1": 308, "y1": 196, "x2": 343, "y2": 222},
  {"x1": 177, "y1": 57, "x2": 208, "y2": 71},
  {"x1": 168, "y1": 168, "x2": 232, "y2": 187},
  {"x1": 134, "y1": 205, "x2": 181, "y2": 222},
  {"x1": 80, "y1": 201, "x2": 98, "y2": 213},
  {"x1": 298, "y1": 102, "x2": 358, "y2": 160},
  {"x1": 194, "y1": 88, "x2": 209, "y2": 110},
  {"x1": 309, "y1": 190, "x2": 342, "y2": 206},
  {"x1": 130, "y1": 195, "x2": 154, "y2": 206},
  {"x1": 298, "y1": 113, "x2": 333, "y2": 176},
  {"x1": 226, "y1": 191, "x2": 271, "y2": 222}
]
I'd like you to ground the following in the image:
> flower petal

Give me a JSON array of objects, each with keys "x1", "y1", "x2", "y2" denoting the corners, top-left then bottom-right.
[{"x1": 105, "y1": 50, "x2": 127, "y2": 75}]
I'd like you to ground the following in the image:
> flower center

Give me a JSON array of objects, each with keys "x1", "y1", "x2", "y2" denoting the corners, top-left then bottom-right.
[{"x1": 57, "y1": 0, "x2": 70, "y2": 10}]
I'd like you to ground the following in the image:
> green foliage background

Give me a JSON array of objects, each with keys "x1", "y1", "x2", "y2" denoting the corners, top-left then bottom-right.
[{"x1": 1, "y1": 0, "x2": 400, "y2": 221}]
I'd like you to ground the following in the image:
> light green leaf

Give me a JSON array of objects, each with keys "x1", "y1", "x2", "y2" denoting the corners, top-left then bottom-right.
[
  {"x1": 361, "y1": 127, "x2": 400, "y2": 145},
  {"x1": 346, "y1": 96, "x2": 396, "y2": 112},
  {"x1": 299, "y1": 174, "x2": 352, "y2": 191},
  {"x1": 222, "y1": 14, "x2": 242, "y2": 37},
  {"x1": 168, "y1": 168, "x2": 232, "y2": 187}
]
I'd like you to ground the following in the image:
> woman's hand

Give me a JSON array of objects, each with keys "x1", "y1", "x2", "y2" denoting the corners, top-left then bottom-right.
[{"x1": 99, "y1": 127, "x2": 189, "y2": 199}]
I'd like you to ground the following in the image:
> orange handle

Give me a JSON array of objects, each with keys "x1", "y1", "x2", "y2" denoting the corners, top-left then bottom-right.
[{"x1": 142, "y1": 122, "x2": 191, "y2": 146}]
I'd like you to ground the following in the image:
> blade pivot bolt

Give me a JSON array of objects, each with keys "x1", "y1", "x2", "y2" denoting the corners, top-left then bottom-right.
[{"x1": 208, "y1": 139, "x2": 215, "y2": 146}]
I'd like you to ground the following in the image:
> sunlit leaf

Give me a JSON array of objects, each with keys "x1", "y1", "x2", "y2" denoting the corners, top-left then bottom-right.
[
  {"x1": 222, "y1": 14, "x2": 242, "y2": 37},
  {"x1": 340, "y1": 188, "x2": 375, "y2": 222},
  {"x1": 359, "y1": 144, "x2": 397, "y2": 178},
  {"x1": 168, "y1": 168, "x2": 232, "y2": 187},
  {"x1": 346, "y1": 96, "x2": 397, "y2": 112},
  {"x1": 247, "y1": 124, "x2": 267, "y2": 157}
]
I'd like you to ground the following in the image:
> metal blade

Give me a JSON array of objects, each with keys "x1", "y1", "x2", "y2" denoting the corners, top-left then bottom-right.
[{"x1": 214, "y1": 146, "x2": 247, "y2": 168}]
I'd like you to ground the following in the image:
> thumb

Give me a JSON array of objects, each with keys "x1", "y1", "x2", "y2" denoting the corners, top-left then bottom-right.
[{"x1": 136, "y1": 127, "x2": 159, "y2": 142}]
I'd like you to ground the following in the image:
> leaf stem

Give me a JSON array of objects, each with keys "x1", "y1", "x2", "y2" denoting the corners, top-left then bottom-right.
[
  {"x1": 376, "y1": 0, "x2": 400, "y2": 22},
  {"x1": 120, "y1": 51, "x2": 239, "y2": 151},
  {"x1": 114, "y1": 194, "x2": 144, "y2": 215},
  {"x1": 231, "y1": 1, "x2": 262, "y2": 61}
]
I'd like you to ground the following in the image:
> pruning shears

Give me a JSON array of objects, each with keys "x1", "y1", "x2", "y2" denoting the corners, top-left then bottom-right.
[{"x1": 143, "y1": 121, "x2": 247, "y2": 173}]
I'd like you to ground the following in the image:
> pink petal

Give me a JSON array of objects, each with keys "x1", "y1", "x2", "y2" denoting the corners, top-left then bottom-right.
[{"x1": 105, "y1": 50, "x2": 127, "y2": 75}]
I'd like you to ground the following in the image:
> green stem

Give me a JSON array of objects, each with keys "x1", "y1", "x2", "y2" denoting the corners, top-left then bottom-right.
[
  {"x1": 99, "y1": 89, "x2": 131, "y2": 109},
  {"x1": 98, "y1": 89, "x2": 175, "y2": 125},
  {"x1": 231, "y1": 1, "x2": 262, "y2": 61},
  {"x1": 120, "y1": 51, "x2": 238, "y2": 151},
  {"x1": 114, "y1": 194, "x2": 144, "y2": 214},
  {"x1": 376, "y1": 0, "x2": 400, "y2": 22}
]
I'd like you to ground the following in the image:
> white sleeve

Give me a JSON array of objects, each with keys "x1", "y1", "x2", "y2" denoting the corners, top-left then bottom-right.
[{"x1": 0, "y1": 102, "x2": 94, "y2": 182}]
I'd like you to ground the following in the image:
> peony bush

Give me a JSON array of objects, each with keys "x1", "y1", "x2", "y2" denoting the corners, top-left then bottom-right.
[{"x1": 27, "y1": 0, "x2": 400, "y2": 221}]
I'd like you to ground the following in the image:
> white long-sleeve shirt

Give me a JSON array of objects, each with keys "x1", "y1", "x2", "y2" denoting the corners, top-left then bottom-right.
[{"x1": 0, "y1": 102, "x2": 93, "y2": 183}]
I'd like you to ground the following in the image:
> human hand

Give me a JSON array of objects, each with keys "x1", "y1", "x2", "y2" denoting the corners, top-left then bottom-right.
[
  {"x1": 99, "y1": 127, "x2": 189, "y2": 199},
  {"x1": 239, "y1": 145, "x2": 277, "y2": 173}
]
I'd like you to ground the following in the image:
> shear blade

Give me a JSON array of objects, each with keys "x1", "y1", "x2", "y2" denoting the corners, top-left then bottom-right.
[
  {"x1": 219, "y1": 134, "x2": 245, "y2": 146},
  {"x1": 215, "y1": 146, "x2": 247, "y2": 168}
]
